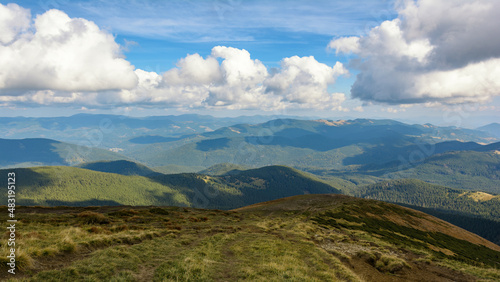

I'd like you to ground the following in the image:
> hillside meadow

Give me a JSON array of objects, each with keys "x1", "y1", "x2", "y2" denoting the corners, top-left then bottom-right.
[{"x1": 0, "y1": 195, "x2": 499, "y2": 281}]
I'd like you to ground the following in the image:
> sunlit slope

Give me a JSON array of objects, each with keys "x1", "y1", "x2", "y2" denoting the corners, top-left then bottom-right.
[
  {"x1": 1, "y1": 165, "x2": 340, "y2": 209},
  {"x1": 2, "y1": 194, "x2": 499, "y2": 281}
]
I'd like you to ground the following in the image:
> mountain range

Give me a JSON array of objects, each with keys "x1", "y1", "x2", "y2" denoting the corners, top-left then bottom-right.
[{"x1": 2, "y1": 114, "x2": 500, "y2": 279}]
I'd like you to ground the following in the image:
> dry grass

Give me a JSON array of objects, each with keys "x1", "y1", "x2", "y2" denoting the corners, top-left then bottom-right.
[{"x1": 0, "y1": 199, "x2": 497, "y2": 281}]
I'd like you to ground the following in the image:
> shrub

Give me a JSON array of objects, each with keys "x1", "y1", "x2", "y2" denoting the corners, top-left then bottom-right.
[
  {"x1": 77, "y1": 211, "x2": 110, "y2": 224},
  {"x1": 375, "y1": 255, "x2": 410, "y2": 273}
]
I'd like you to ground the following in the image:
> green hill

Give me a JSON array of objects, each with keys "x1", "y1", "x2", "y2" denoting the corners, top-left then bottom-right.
[
  {"x1": 152, "y1": 164, "x2": 205, "y2": 174},
  {"x1": 198, "y1": 163, "x2": 251, "y2": 175},
  {"x1": 352, "y1": 178, "x2": 500, "y2": 244},
  {"x1": 383, "y1": 151, "x2": 500, "y2": 193},
  {"x1": 478, "y1": 123, "x2": 500, "y2": 138},
  {"x1": 148, "y1": 165, "x2": 341, "y2": 210},
  {"x1": 354, "y1": 179, "x2": 500, "y2": 220},
  {"x1": 0, "y1": 138, "x2": 128, "y2": 168},
  {"x1": 4, "y1": 166, "x2": 190, "y2": 207},
  {"x1": 2, "y1": 195, "x2": 499, "y2": 281},
  {"x1": 1, "y1": 165, "x2": 340, "y2": 210}
]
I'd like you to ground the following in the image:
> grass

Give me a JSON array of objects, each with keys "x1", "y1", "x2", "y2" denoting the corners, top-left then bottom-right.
[
  {"x1": 312, "y1": 202, "x2": 500, "y2": 268},
  {"x1": 0, "y1": 165, "x2": 340, "y2": 210},
  {"x1": 0, "y1": 195, "x2": 499, "y2": 281}
]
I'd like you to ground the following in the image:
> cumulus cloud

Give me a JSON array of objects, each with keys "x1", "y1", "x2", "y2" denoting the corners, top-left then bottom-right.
[
  {"x1": 327, "y1": 37, "x2": 360, "y2": 55},
  {"x1": 0, "y1": 3, "x2": 348, "y2": 111},
  {"x1": 0, "y1": 3, "x2": 137, "y2": 92},
  {"x1": 117, "y1": 47, "x2": 347, "y2": 111},
  {"x1": 9, "y1": 45, "x2": 348, "y2": 111},
  {"x1": 0, "y1": 3, "x2": 31, "y2": 44},
  {"x1": 205, "y1": 46, "x2": 270, "y2": 109},
  {"x1": 265, "y1": 56, "x2": 347, "y2": 109},
  {"x1": 329, "y1": 0, "x2": 500, "y2": 105}
]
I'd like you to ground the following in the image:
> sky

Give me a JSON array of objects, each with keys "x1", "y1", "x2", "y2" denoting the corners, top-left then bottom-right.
[{"x1": 0, "y1": 0, "x2": 498, "y2": 127}]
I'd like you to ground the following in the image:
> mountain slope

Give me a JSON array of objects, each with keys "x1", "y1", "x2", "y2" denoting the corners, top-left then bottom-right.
[
  {"x1": 353, "y1": 179, "x2": 500, "y2": 221},
  {"x1": 1, "y1": 165, "x2": 340, "y2": 209},
  {"x1": 0, "y1": 138, "x2": 127, "y2": 168},
  {"x1": 383, "y1": 150, "x2": 500, "y2": 193},
  {"x1": 478, "y1": 123, "x2": 500, "y2": 138},
  {"x1": 3, "y1": 195, "x2": 499, "y2": 281},
  {"x1": 198, "y1": 163, "x2": 251, "y2": 175},
  {"x1": 352, "y1": 178, "x2": 500, "y2": 244},
  {"x1": 5, "y1": 166, "x2": 190, "y2": 207},
  {"x1": 236, "y1": 194, "x2": 500, "y2": 252},
  {"x1": 148, "y1": 166, "x2": 342, "y2": 210},
  {"x1": 237, "y1": 195, "x2": 500, "y2": 272}
]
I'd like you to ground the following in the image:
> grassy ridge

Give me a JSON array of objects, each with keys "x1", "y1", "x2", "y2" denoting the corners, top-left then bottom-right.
[
  {"x1": 1, "y1": 195, "x2": 499, "y2": 281},
  {"x1": 353, "y1": 179, "x2": 500, "y2": 221},
  {"x1": 353, "y1": 178, "x2": 500, "y2": 244}
]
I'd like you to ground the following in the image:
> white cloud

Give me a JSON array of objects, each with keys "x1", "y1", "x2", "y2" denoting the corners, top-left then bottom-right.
[
  {"x1": 0, "y1": 4, "x2": 348, "y2": 112},
  {"x1": 0, "y1": 3, "x2": 31, "y2": 44},
  {"x1": 162, "y1": 53, "x2": 221, "y2": 86},
  {"x1": 329, "y1": 0, "x2": 500, "y2": 105},
  {"x1": 413, "y1": 58, "x2": 500, "y2": 103},
  {"x1": 0, "y1": 4, "x2": 137, "y2": 92},
  {"x1": 327, "y1": 36, "x2": 359, "y2": 54},
  {"x1": 205, "y1": 46, "x2": 270, "y2": 109},
  {"x1": 109, "y1": 47, "x2": 347, "y2": 111},
  {"x1": 128, "y1": 48, "x2": 347, "y2": 111},
  {"x1": 265, "y1": 56, "x2": 347, "y2": 109}
]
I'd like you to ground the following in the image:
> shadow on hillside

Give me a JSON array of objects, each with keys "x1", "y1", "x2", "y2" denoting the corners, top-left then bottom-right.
[
  {"x1": 196, "y1": 137, "x2": 231, "y2": 151},
  {"x1": 0, "y1": 138, "x2": 66, "y2": 166},
  {"x1": 244, "y1": 135, "x2": 345, "y2": 152},
  {"x1": 346, "y1": 140, "x2": 492, "y2": 172}
]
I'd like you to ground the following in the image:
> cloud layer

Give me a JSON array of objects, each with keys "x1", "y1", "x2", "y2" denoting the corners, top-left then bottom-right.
[
  {"x1": 329, "y1": 0, "x2": 500, "y2": 105},
  {"x1": 0, "y1": 3, "x2": 348, "y2": 111}
]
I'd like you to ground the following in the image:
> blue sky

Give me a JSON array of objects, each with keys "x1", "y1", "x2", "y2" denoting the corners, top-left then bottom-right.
[
  {"x1": 28, "y1": 0, "x2": 390, "y2": 69},
  {"x1": 0, "y1": 0, "x2": 498, "y2": 127}
]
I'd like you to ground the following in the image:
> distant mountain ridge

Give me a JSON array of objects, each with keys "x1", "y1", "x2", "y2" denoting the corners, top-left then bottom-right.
[
  {"x1": 0, "y1": 114, "x2": 316, "y2": 150},
  {"x1": 477, "y1": 122, "x2": 500, "y2": 138},
  {"x1": 129, "y1": 118, "x2": 499, "y2": 168}
]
